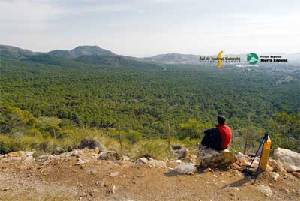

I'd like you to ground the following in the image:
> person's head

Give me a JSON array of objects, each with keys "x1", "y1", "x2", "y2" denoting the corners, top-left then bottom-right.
[{"x1": 217, "y1": 115, "x2": 226, "y2": 125}]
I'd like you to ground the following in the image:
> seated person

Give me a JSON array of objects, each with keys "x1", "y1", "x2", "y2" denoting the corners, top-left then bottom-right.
[{"x1": 201, "y1": 115, "x2": 232, "y2": 151}]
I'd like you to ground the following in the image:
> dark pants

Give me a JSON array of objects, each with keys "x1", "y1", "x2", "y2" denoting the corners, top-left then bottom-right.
[{"x1": 201, "y1": 128, "x2": 222, "y2": 151}]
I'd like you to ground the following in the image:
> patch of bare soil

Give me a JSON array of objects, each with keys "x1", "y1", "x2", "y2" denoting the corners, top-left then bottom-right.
[{"x1": 0, "y1": 152, "x2": 299, "y2": 201}]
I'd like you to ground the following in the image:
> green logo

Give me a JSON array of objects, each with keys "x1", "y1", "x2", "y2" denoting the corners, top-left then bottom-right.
[{"x1": 247, "y1": 53, "x2": 259, "y2": 65}]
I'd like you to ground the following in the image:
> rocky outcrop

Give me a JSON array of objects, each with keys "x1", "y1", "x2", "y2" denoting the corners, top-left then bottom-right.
[
  {"x1": 273, "y1": 148, "x2": 300, "y2": 172},
  {"x1": 198, "y1": 147, "x2": 236, "y2": 168}
]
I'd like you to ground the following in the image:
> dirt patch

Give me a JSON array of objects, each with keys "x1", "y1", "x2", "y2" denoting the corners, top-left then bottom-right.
[{"x1": 0, "y1": 153, "x2": 299, "y2": 201}]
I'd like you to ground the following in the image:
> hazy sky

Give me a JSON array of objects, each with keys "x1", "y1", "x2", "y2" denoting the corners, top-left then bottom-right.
[{"x1": 1, "y1": 0, "x2": 299, "y2": 57}]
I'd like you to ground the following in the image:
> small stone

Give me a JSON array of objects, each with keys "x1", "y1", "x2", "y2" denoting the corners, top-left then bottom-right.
[
  {"x1": 75, "y1": 158, "x2": 86, "y2": 165},
  {"x1": 271, "y1": 172, "x2": 280, "y2": 181},
  {"x1": 136, "y1": 157, "x2": 148, "y2": 165},
  {"x1": 148, "y1": 159, "x2": 167, "y2": 168},
  {"x1": 232, "y1": 187, "x2": 240, "y2": 191},
  {"x1": 88, "y1": 170, "x2": 97, "y2": 175},
  {"x1": 71, "y1": 150, "x2": 81, "y2": 157},
  {"x1": 106, "y1": 185, "x2": 116, "y2": 194},
  {"x1": 112, "y1": 185, "x2": 116, "y2": 193},
  {"x1": 257, "y1": 185, "x2": 273, "y2": 197},
  {"x1": 122, "y1": 155, "x2": 130, "y2": 161},
  {"x1": 231, "y1": 163, "x2": 242, "y2": 170},
  {"x1": 233, "y1": 169, "x2": 243, "y2": 177},
  {"x1": 2, "y1": 187, "x2": 10, "y2": 191},
  {"x1": 101, "y1": 181, "x2": 105, "y2": 187},
  {"x1": 110, "y1": 172, "x2": 120, "y2": 177}
]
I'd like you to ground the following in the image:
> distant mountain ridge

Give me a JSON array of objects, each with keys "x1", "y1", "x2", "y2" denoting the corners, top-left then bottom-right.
[
  {"x1": 0, "y1": 44, "x2": 159, "y2": 69},
  {"x1": 143, "y1": 53, "x2": 200, "y2": 65},
  {"x1": 0, "y1": 45, "x2": 117, "y2": 59},
  {"x1": 48, "y1": 46, "x2": 117, "y2": 58},
  {"x1": 1, "y1": 44, "x2": 299, "y2": 66},
  {"x1": 0, "y1": 44, "x2": 35, "y2": 58}
]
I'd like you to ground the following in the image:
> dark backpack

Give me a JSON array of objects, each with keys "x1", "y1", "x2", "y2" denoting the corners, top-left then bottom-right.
[{"x1": 201, "y1": 128, "x2": 222, "y2": 151}]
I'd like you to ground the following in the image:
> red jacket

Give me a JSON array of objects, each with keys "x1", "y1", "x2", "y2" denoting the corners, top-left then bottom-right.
[{"x1": 216, "y1": 124, "x2": 232, "y2": 149}]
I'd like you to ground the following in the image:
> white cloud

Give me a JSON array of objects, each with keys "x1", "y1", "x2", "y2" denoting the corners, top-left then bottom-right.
[
  {"x1": 0, "y1": 0, "x2": 61, "y2": 22},
  {"x1": 0, "y1": 0, "x2": 299, "y2": 55}
]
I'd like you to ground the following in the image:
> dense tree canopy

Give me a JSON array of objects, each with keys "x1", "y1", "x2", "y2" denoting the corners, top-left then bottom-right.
[{"x1": 0, "y1": 56, "x2": 299, "y2": 153}]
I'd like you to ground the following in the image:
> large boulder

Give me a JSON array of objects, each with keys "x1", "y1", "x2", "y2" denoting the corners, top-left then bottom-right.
[
  {"x1": 198, "y1": 147, "x2": 235, "y2": 168},
  {"x1": 173, "y1": 162, "x2": 196, "y2": 174},
  {"x1": 273, "y1": 148, "x2": 300, "y2": 172}
]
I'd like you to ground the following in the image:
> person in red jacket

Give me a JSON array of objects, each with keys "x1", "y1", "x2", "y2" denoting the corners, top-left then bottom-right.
[{"x1": 216, "y1": 115, "x2": 232, "y2": 150}]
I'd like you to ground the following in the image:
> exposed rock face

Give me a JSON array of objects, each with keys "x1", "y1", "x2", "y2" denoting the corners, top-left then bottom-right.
[
  {"x1": 273, "y1": 148, "x2": 300, "y2": 172},
  {"x1": 79, "y1": 139, "x2": 105, "y2": 151}
]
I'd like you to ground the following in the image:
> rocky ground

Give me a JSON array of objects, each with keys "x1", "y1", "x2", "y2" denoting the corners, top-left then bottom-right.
[{"x1": 0, "y1": 149, "x2": 299, "y2": 201}]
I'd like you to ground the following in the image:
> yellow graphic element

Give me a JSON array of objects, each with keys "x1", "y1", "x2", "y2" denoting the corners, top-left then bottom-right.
[
  {"x1": 259, "y1": 136, "x2": 272, "y2": 171},
  {"x1": 217, "y1": 50, "x2": 224, "y2": 69}
]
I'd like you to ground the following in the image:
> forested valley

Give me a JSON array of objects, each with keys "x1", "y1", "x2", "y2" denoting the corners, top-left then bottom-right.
[{"x1": 0, "y1": 46, "x2": 299, "y2": 157}]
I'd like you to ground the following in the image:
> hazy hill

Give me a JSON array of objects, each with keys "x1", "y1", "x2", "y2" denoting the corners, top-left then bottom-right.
[
  {"x1": 143, "y1": 52, "x2": 300, "y2": 67},
  {"x1": 143, "y1": 53, "x2": 200, "y2": 64},
  {"x1": 0, "y1": 44, "x2": 160, "y2": 69},
  {"x1": 0, "y1": 45, "x2": 34, "y2": 59},
  {"x1": 48, "y1": 45, "x2": 117, "y2": 58},
  {"x1": 0, "y1": 45, "x2": 117, "y2": 60},
  {"x1": 1, "y1": 44, "x2": 299, "y2": 69}
]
